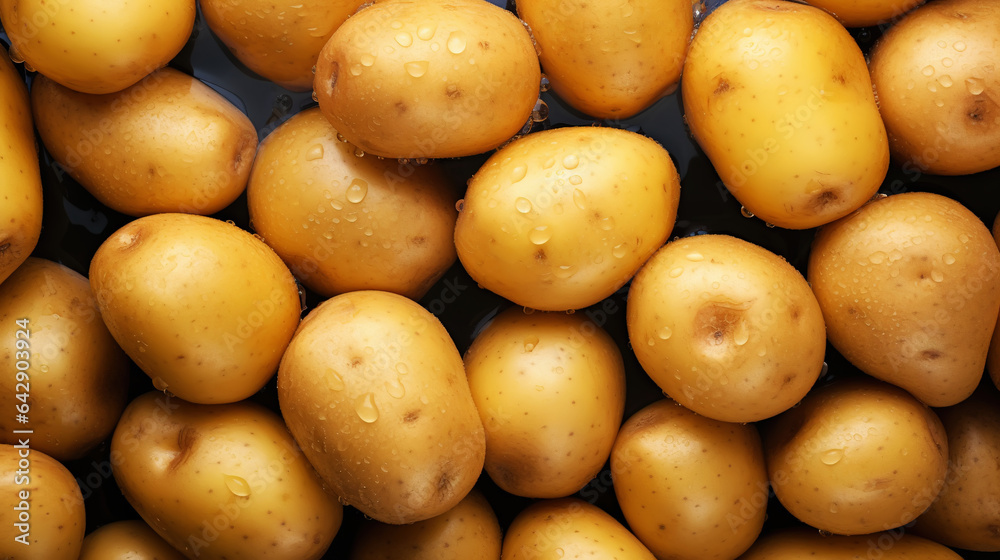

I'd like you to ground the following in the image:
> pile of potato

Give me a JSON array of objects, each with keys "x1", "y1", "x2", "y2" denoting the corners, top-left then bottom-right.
[{"x1": 1, "y1": 0, "x2": 999, "y2": 558}]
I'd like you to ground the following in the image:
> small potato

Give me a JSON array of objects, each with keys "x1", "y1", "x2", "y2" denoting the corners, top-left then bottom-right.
[
  {"x1": 808, "y1": 192, "x2": 1000, "y2": 406},
  {"x1": 764, "y1": 377, "x2": 948, "y2": 535},
  {"x1": 464, "y1": 307, "x2": 626, "y2": 498},
  {"x1": 801, "y1": 0, "x2": 924, "y2": 27},
  {"x1": 90, "y1": 214, "x2": 301, "y2": 404},
  {"x1": 0, "y1": 444, "x2": 85, "y2": 559},
  {"x1": 501, "y1": 498, "x2": 656, "y2": 560},
  {"x1": 611, "y1": 399, "x2": 767, "y2": 560},
  {"x1": 248, "y1": 107, "x2": 458, "y2": 300},
  {"x1": 32, "y1": 69, "x2": 257, "y2": 217},
  {"x1": 0, "y1": 258, "x2": 129, "y2": 461},
  {"x1": 738, "y1": 527, "x2": 964, "y2": 559},
  {"x1": 79, "y1": 520, "x2": 186, "y2": 560},
  {"x1": 0, "y1": 0, "x2": 195, "y2": 94},
  {"x1": 111, "y1": 392, "x2": 343, "y2": 560},
  {"x1": 627, "y1": 234, "x2": 826, "y2": 423},
  {"x1": 314, "y1": 0, "x2": 540, "y2": 158},
  {"x1": 350, "y1": 489, "x2": 501, "y2": 560},
  {"x1": 455, "y1": 126, "x2": 680, "y2": 311},
  {"x1": 277, "y1": 290, "x2": 486, "y2": 524}
]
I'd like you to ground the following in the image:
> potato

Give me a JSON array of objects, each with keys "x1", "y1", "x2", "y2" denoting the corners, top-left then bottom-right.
[
  {"x1": 516, "y1": 0, "x2": 692, "y2": 118},
  {"x1": 989, "y1": 211, "x2": 1000, "y2": 390},
  {"x1": 0, "y1": 47, "x2": 42, "y2": 286},
  {"x1": 200, "y1": 0, "x2": 366, "y2": 91},
  {"x1": 0, "y1": 0, "x2": 195, "y2": 94},
  {"x1": 801, "y1": 0, "x2": 924, "y2": 27},
  {"x1": 611, "y1": 399, "x2": 767, "y2": 560},
  {"x1": 738, "y1": 527, "x2": 964, "y2": 559},
  {"x1": 682, "y1": 0, "x2": 888, "y2": 229},
  {"x1": 31, "y1": 69, "x2": 257, "y2": 217},
  {"x1": 0, "y1": 444, "x2": 85, "y2": 559},
  {"x1": 277, "y1": 290, "x2": 485, "y2": 524},
  {"x1": 350, "y1": 489, "x2": 501, "y2": 560},
  {"x1": 89, "y1": 213, "x2": 301, "y2": 404},
  {"x1": 808, "y1": 192, "x2": 1000, "y2": 406},
  {"x1": 111, "y1": 392, "x2": 342, "y2": 560},
  {"x1": 455, "y1": 126, "x2": 680, "y2": 311},
  {"x1": 911, "y1": 384, "x2": 1000, "y2": 551},
  {"x1": 464, "y1": 307, "x2": 625, "y2": 498},
  {"x1": 869, "y1": 0, "x2": 1000, "y2": 175},
  {"x1": 764, "y1": 377, "x2": 948, "y2": 535},
  {"x1": 79, "y1": 520, "x2": 186, "y2": 560},
  {"x1": 313, "y1": 0, "x2": 540, "y2": 159},
  {"x1": 247, "y1": 107, "x2": 457, "y2": 300},
  {"x1": 501, "y1": 498, "x2": 656, "y2": 560},
  {"x1": 0, "y1": 258, "x2": 128, "y2": 461},
  {"x1": 627, "y1": 234, "x2": 826, "y2": 423}
]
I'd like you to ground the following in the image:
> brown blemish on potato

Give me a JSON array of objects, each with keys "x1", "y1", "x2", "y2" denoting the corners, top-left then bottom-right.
[
  {"x1": 694, "y1": 301, "x2": 750, "y2": 349},
  {"x1": 169, "y1": 426, "x2": 198, "y2": 472},
  {"x1": 713, "y1": 79, "x2": 731, "y2": 95},
  {"x1": 921, "y1": 350, "x2": 942, "y2": 360},
  {"x1": 445, "y1": 84, "x2": 461, "y2": 99},
  {"x1": 810, "y1": 189, "x2": 840, "y2": 212},
  {"x1": 116, "y1": 228, "x2": 142, "y2": 251},
  {"x1": 0, "y1": 241, "x2": 9, "y2": 255},
  {"x1": 403, "y1": 410, "x2": 420, "y2": 423},
  {"x1": 865, "y1": 477, "x2": 892, "y2": 490},
  {"x1": 478, "y1": 41, "x2": 490, "y2": 51},
  {"x1": 436, "y1": 470, "x2": 453, "y2": 496},
  {"x1": 327, "y1": 61, "x2": 339, "y2": 92},
  {"x1": 534, "y1": 248, "x2": 547, "y2": 262},
  {"x1": 395, "y1": 101, "x2": 408, "y2": 114},
  {"x1": 833, "y1": 74, "x2": 846, "y2": 85}
]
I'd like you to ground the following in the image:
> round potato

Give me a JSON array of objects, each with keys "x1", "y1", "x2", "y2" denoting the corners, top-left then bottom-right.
[
  {"x1": 31, "y1": 69, "x2": 257, "y2": 217},
  {"x1": 79, "y1": 520, "x2": 186, "y2": 560},
  {"x1": 455, "y1": 126, "x2": 680, "y2": 311},
  {"x1": 808, "y1": 192, "x2": 1000, "y2": 407},
  {"x1": 870, "y1": 0, "x2": 1000, "y2": 175},
  {"x1": 627, "y1": 234, "x2": 826, "y2": 422},
  {"x1": 764, "y1": 377, "x2": 948, "y2": 535},
  {"x1": 464, "y1": 307, "x2": 626, "y2": 498},
  {"x1": 0, "y1": 258, "x2": 129, "y2": 461},
  {"x1": 314, "y1": 0, "x2": 540, "y2": 158},
  {"x1": 517, "y1": 0, "x2": 692, "y2": 118},
  {"x1": 611, "y1": 399, "x2": 767, "y2": 560},
  {"x1": 277, "y1": 290, "x2": 486, "y2": 524},
  {"x1": 248, "y1": 107, "x2": 458, "y2": 300},
  {"x1": 89, "y1": 213, "x2": 301, "y2": 404},
  {"x1": 111, "y1": 392, "x2": 343, "y2": 560},
  {"x1": 0, "y1": 0, "x2": 195, "y2": 94},
  {"x1": 739, "y1": 527, "x2": 964, "y2": 559},
  {"x1": 682, "y1": 0, "x2": 888, "y2": 229},
  {"x1": 801, "y1": 0, "x2": 924, "y2": 27}
]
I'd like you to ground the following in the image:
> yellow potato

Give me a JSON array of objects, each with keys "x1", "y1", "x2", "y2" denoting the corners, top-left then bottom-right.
[
  {"x1": 808, "y1": 192, "x2": 1000, "y2": 406},
  {"x1": 870, "y1": 0, "x2": 1000, "y2": 175},
  {"x1": 350, "y1": 489, "x2": 501, "y2": 560},
  {"x1": 801, "y1": 0, "x2": 924, "y2": 27},
  {"x1": 455, "y1": 126, "x2": 680, "y2": 311},
  {"x1": 611, "y1": 399, "x2": 767, "y2": 560},
  {"x1": 501, "y1": 498, "x2": 656, "y2": 560},
  {"x1": 89, "y1": 213, "x2": 301, "y2": 404},
  {"x1": 764, "y1": 377, "x2": 948, "y2": 535},
  {"x1": 313, "y1": 0, "x2": 540, "y2": 158},
  {"x1": 0, "y1": 258, "x2": 128, "y2": 461},
  {"x1": 464, "y1": 307, "x2": 625, "y2": 498},
  {"x1": 0, "y1": 0, "x2": 195, "y2": 94},
  {"x1": 627, "y1": 234, "x2": 826, "y2": 422},
  {"x1": 738, "y1": 527, "x2": 964, "y2": 559},
  {"x1": 111, "y1": 392, "x2": 343, "y2": 560},
  {"x1": 31, "y1": 69, "x2": 257, "y2": 217},
  {"x1": 248, "y1": 107, "x2": 458, "y2": 300},
  {"x1": 0, "y1": 444, "x2": 85, "y2": 559},
  {"x1": 682, "y1": 0, "x2": 888, "y2": 229},
  {"x1": 79, "y1": 520, "x2": 186, "y2": 560},
  {"x1": 989, "y1": 211, "x2": 1000, "y2": 390},
  {"x1": 0, "y1": 47, "x2": 42, "y2": 286},
  {"x1": 517, "y1": 0, "x2": 692, "y2": 118},
  {"x1": 200, "y1": 0, "x2": 366, "y2": 91},
  {"x1": 277, "y1": 290, "x2": 485, "y2": 524}
]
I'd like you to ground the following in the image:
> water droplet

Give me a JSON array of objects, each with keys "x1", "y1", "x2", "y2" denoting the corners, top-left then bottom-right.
[
  {"x1": 568, "y1": 189, "x2": 586, "y2": 210},
  {"x1": 336, "y1": 133, "x2": 349, "y2": 143},
  {"x1": 524, "y1": 335, "x2": 539, "y2": 352},
  {"x1": 395, "y1": 363, "x2": 409, "y2": 375},
  {"x1": 327, "y1": 369, "x2": 345, "y2": 391},
  {"x1": 553, "y1": 265, "x2": 575, "y2": 279},
  {"x1": 613, "y1": 244, "x2": 628, "y2": 259},
  {"x1": 529, "y1": 226, "x2": 551, "y2": 245},
  {"x1": 742, "y1": 27, "x2": 752, "y2": 36},
  {"x1": 740, "y1": 206, "x2": 755, "y2": 218},
  {"x1": 829, "y1": 503, "x2": 839, "y2": 514},
  {"x1": 347, "y1": 178, "x2": 369, "y2": 203},
  {"x1": 668, "y1": 267, "x2": 684, "y2": 278},
  {"x1": 511, "y1": 165, "x2": 528, "y2": 182},
  {"x1": 225, "y1": 475, "x2": 251, "y2": 497},
  {"x1": 820, "y1": 448, "x2": 844, "y2": 465},
  {"x1": 447, "y1": 31, "x2": 467, "y2": 54},
  {"x1": 350, "y1": 64, "x2": 363, "y2": 76},
  {"x1": 733, "y1": 321, "x2": 749, "y2": 346},
  {"x1": 152, "y1": 377, "x2": 169, "y2": 391},
  {"x1": 356, "y1": 393, "x2": 379, "y2": 423},
  {"x1": 942, "y1": 57, "x2": 954, "y2": 68},
  {"x1": 657, "y1": 326, "x2": 672, "y2": 340},
  {"x1": 360, "y1": 53, "x2": 376, "y2": 67},
  {"x1": 311, "y1": 90, "x2": 319, "y2": 102},
  {"x1": 455, "y1": 199, "x2": 464, "y2": 212},
  {"x1": 395, "y1": 32, "x2": 413, "y2": 47},
  {"x1": 417, "y1": 23, "x2": 437, "y2": 41},
  {"x1": 354, "y1": 147, "x2": 365, "y2": 157},
  {"x1": 515, "y1": 197, "x2": 532, "y2": 213},
  {"x1": 966, "y1": 77, "x2": 985, "y2": 95},
  {"x1": 563, "y1": 154, "x2": 579, "y2": 170},
  {"x1": 539, "y1": 74, "x2": 550, "y2": 92},
  {"x1": 931, "y1": 270, "x2": 944, "y2": 283},
  {"x1": 8, "y1": 45, "x2": 24, "y2": 64},
  {"x1": 405, "y1": 61, "x2": 428, "y2": 78},
  {"x1": 385, "y1": 378, "x2": 405, "y2": 398},
  {"x1": 531, "y1": 99, "x2": 548, "y2": 122},
  {"x1": 937, "y1": 75, "x2": 953, "y2": 88},
  {"x1": 943, "y1": 253, "x2": 956, "y2": 265},
  {"x1": 305, "y1": 144, "x2": 324, "y2": 160},
  {"x1": 921, "y1": 65, "x2": 935, "y2": 77},
  {"x1": 599, "y1": 216, "x2": 615, "y2": 231},
  {"x1": 686, "y1": 252, "x2": 704, "y2": 262},
  {"x1": 954, "y1": 41, "x2": 967, "y2": 52},
  {"x1": 868, "y1": 252, "x2": 886, "y2": 264}
]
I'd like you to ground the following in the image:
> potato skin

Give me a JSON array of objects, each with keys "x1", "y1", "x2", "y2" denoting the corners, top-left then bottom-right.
[
  {"x1": 682, "y1": 0, "x2": 888, "y2": 229},
  {"x1": 31, "y1": 69, "x2": 257, "y2": 217},
  {"x1": 0, "y1": 47, "x2": 42, "y2": 286},
  {"x1": 870, "y1": 0, "x2": 1000, "y2": 175},
  {"x1": 611, "y1": 399, "x2": 767, "y2": 560},
  {"x1": 314, "y1": 0, "x2": 540, "y2": 158},
  {"x1": 738, "y1": 527, "x2": 964, "y2": 559},
  {"x1": 517, "y1": 0, "x2": 692, "y2": 118},
  {"x1": 277, "y1": 290, "x2": 486, "y2": 524},
  {"x1": 0, "y1": 258, "x2": 128, "y2": 461},
  {"x1": 0, "y1": 0, "x2": 195, "y2": 94},
  {"x1": 248, "y1": 107, "x2": 458, "y2": 300},
  {"x1": 989, "y1": 211, "x2": 1000, "y2": 390},
  {"x1": 464, "y1": 307, "x2": 625, "y2": 498},
  {"x1": 628, "y1": 234, "x2": 826, "y2": 422},
  {"x1": 89, "y1": 214, "x2": 301, "y2": 404},
  {"x1": 79, "y1": 520, "x2": 186, "y2": 560},
  {"x1": 111, "y1": 392, "x2": 343, "y2": 560},
  {"x1": 808, "y1": 192, "x2": 1000, "y2": 407},
  {"x1": 455, "y1": 126, "x2": 680, "y2": 311},
  {"x1": 802, "y1": 0, "x2": 924, "y2": 27}
]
